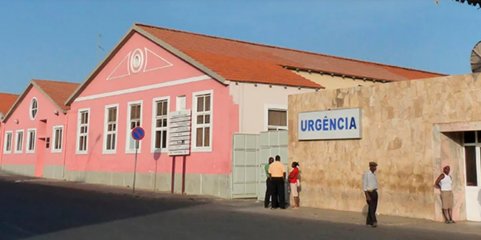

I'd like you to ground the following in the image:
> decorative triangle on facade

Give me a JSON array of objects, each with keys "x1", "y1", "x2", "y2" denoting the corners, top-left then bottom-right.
[
  {"x1": 106, "y1": 48, "x2": 173, "y2": 80},
  {"x1": 144, "y1": 48, "x2": 173, "y2": 72},
  {"x1": 106, "y1": 53, "x2": 131, "y2": 80}
]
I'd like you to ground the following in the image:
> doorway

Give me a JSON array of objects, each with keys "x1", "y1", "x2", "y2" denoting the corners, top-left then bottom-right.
[{"x1": 463, "y1": 131, "x2": 481, "y2": 221}]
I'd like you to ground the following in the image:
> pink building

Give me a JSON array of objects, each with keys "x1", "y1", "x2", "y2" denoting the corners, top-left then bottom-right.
[
  {"x1": 0, "y1": 92, "x2": 18, "y2": 166},
  {"x1": 0, "y1": 24, "x2": 442, "y2": 198},
  {"x1": 1, "y1": 80, "x2": 79, "y2": 178}
]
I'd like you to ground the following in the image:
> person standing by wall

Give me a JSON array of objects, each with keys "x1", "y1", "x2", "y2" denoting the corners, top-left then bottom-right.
[
  {"x1": 288, "y1": 161, "x2": 300, "y2": 208},
  {"x1": 363, "y1": 161, "x2": 378, "y2": 227},
  {"x1": 264, "y1": 157, "x2": 274, "y2": 208},
  {"x1": 268, "y1": 155, "x2": 286, "y2": 209},
  {"x1": 435, "y1": 165, "x2": 455, "y2": 224}
]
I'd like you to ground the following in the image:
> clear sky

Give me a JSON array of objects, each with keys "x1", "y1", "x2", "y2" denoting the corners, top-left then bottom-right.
[{"x1": 1, "y1": 0, "x2": 480, "y2": 94}]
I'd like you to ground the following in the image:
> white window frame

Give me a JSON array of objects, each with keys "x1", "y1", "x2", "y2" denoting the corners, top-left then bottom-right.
[
  {"x1": 125, "y1": 100, "x2": 143, "y2": 153},
  {"x1": 26, "y1": 128, "x2": 36, "y2": 153},
  {"x1": 3, "y1": 131, "x2": 13, "y2": 154},
  {"x1": 103, "y1": 104, "x2": 119, "y2": 154},
  {"x1": 30, "y1": 97, "x2": 38, "y2": 120},
  {"x1": 14, "y1": 130, "x2": 24, "y2": 154},
  {"x1": 76, "y1": 108, "x2": 90, "y2": 154},
  {"x1": 264, "y1": 104, "x2": 288, "y2": 131},
  {"x1": 51, "y1": 125, "x2": 64, "y2": 153},
  {"x1": 176, "y1": 95, "x2": 186, "y2": 111},
  {"x1": 151, "y1": 97, "x2": 170, "y2": 153},
  {"x1": 191, "y1": 90, "x2": 213, "y2": 152}
]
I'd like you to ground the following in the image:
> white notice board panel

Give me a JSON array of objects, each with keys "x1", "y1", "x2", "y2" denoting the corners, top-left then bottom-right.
[
  {"x1": 169, "y1": 110, "x2": 191, "y2": 156},
  {"x1": 298, "y1": 108, "x2": 361, "y2": 140}
]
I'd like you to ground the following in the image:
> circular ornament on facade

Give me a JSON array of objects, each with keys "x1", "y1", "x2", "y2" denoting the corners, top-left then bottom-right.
[{"x1": 130, "y1": 48, "x2": 144, "y2": 73}]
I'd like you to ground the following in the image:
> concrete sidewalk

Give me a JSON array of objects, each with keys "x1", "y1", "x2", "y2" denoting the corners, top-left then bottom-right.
[
  {"x1": 2, "y1": 171, "x2": 480, "y2": 237},
  {"x1": 228, "y1": 199, "x2": 481, "y2": 237}
]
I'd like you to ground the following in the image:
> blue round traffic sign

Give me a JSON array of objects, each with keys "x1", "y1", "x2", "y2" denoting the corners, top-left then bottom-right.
[{"x1": 131, "y1": 127, "x2": 145, "y2": 140}]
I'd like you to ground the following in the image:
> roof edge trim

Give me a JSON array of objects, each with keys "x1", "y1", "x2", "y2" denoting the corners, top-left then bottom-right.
[
  {"x1": 2, "y1": 84, "x2": 33, "y2": 123},
  {"x1": 65, "y1": 27, "x2": 139, "y2": 106},
  {"x1": 66, "y1": 24, "x2": 229, "y2": 106},
  {"x1": 31, "y1": 80, "x2": 70, "y2": 114},
  {"x1": 228, "y1": 80, "x2": 323, "y2": 90},
  {"x1": 3, "y1": 80, "x2": 70, "y2": 123},
  {"x1": 133, "y1": 24, "x2": 228, "y2": 85}
]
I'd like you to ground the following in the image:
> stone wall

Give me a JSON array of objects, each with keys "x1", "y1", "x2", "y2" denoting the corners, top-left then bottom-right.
[{"x1": 288, "y1": 73, "x2": 481, "y2": 220}]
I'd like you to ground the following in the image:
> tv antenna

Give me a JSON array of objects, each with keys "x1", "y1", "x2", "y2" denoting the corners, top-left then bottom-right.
[{"x1": 97, "y1": 33, "x2": 105, "y2": 59}]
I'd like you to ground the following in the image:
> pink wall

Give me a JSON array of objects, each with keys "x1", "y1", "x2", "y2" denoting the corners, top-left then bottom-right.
[
  {"x1": 66, "y1": 32, "x2": 239, "y2": 176},
  {"x1": 80, "y1": 33, "x2": 210, "y2": 97},
  {"x1": 0, "y1": 122, "x2": 4, "y2": 166},
  {"x1": 1, "y1": 86, "x2": 68, "y2": 176}
]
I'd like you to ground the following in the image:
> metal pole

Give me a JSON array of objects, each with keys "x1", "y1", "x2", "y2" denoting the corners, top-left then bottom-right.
[
  {"x1": 154, "y1": 158, "x2": 158, "y2": 192},
  {"x1": 171, "y1": 156, "x2": 176, "y2": 194},
  {"x1": 133, "y1": 140, "x2": 139, "y2": 194},
  {"x1": 182, "y1": 155, "x2": 186, "y2": 194}
]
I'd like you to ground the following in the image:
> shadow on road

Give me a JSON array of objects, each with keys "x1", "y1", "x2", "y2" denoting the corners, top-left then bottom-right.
[{"x1": 0, "y1": 177, "x2": 207, "y2": 240}]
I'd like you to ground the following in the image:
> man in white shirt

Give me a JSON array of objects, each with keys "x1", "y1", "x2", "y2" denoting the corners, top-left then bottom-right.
[{"x1": 363, "y1": 161, "x2": 378, "y2": 227}]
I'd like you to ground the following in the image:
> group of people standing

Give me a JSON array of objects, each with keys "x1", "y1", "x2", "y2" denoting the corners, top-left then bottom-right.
[
  {"x1": 264, "y1": 155, "x2": 300, "y2": 209},
  {"x1": 264, "y1": 158, "x2": 456, "y2": 226}
]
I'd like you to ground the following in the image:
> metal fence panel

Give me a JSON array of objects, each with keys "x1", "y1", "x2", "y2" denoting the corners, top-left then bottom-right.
[
  {"x1": 232, "y1": 131, "x2": 288, "y2": 199},
  {"x1": 232, "y1": 134, "x2": 258, "y2": 198}
]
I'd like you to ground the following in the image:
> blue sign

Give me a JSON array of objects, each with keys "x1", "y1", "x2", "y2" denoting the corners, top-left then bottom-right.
[
  {"x1": 131, "y1": 127, "x2": 145, "y2": 140},
  {"x1": 298, "y1": 108, "x2": 361, "y2": 140}
]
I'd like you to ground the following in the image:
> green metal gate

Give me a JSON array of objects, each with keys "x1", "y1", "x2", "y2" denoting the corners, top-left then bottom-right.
[{"x1": 231, "y1": 131, "x2": 288, "y2": 199}]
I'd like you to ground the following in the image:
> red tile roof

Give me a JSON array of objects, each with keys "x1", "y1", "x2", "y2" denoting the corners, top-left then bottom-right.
[
  {"x1": 0, "y1": 93, "x2": 18, "y2": 115},
  {"x1": 136, "y1": 24, "x2": 444, "y2": 88},
  {"x1": 32, "y1": 79, "x2": 80, "y2": 111},
  {"x1": 3, "y1": 80, "x2": 79, "y2": 122}
]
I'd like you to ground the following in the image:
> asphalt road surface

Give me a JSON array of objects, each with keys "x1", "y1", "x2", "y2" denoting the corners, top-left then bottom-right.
[{"x1": 0, "y1": 176, "x2": 479, "y2": 240}]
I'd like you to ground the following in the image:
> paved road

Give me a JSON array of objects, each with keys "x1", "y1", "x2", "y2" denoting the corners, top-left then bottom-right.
[{"x1": 0, "y1": 175, "x2": 479, "y2": 240}]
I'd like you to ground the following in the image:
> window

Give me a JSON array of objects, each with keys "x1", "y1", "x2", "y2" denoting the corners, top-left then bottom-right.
[
  {"x1": 153, "y1": 98, "x2": 169, "y2": 152},
  {"x1": 52, "y1": 126, "x2": 63, "y2": 152},
  {"x1": 176, "y1": 95, "x2": 186, "y2": 111},
  {"x1": 15, "y1": 130, "x2": 24, "y2": 153},
  {"x1": 26, "y1": 129, "x2": 36, "y2": 153},
  {"x1": 104, "y1": 106, "x2": 118, "y2": 153},
  {"x1": 3, "y1": 131, "x2": 12, "y2": 153},
  {"x1": 465, "y1": 146, "x2": 477, "y2": 186},
  {"x1": 126, "y1": 101, "x2": 142, "y2": 152},
  {"x1": 30, "y1": 98, "x2": 38, "y2": 119},
  {"x1": 267, "y1": 109, "x2": 287, "y2": 131},
  {"x1": 464, "y1": 131, "x2": 475, "y2": 144},
  {"x1": 77, "y1": 109, "x2": 89, "y2": 153},
  {"x1": 193, "y1": 91, "x2": 212, "y2": 150}
]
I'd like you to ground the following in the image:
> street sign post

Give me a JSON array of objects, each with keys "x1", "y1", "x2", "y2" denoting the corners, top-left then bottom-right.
[
  {"x1": 168, "y1": 110, "x2": 191, "y2": 194},
  {"x1": 131, "y1": 126, "x2": 145, "y2": 193},
  {"x1": 168, "y1": 110, "x2": 191, "y2": 156}
]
